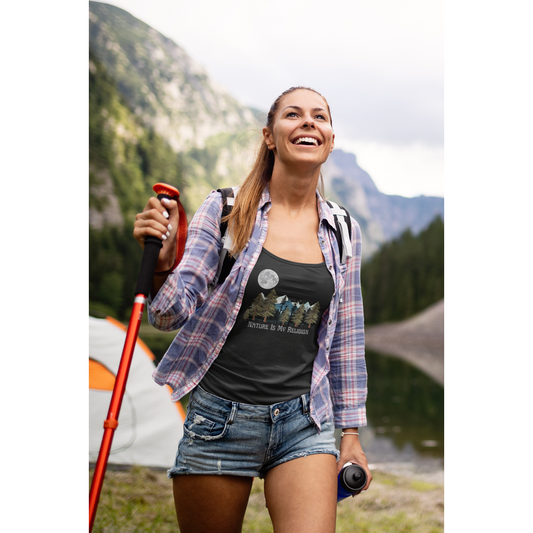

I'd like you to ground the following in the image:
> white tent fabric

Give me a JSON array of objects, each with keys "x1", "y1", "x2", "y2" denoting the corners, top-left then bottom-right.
[{"x1": 89, "y1": 316, "x2": 184, "y2": 468}]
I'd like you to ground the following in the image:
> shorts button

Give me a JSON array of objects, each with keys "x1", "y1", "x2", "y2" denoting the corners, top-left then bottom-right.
[{"x1": 274, "y1": 408, "x2": 280, "y2": 416}]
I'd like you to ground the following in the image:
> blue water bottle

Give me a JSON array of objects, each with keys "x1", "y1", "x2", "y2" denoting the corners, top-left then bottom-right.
[{"x1": 337, "y1": 462, "x2": 367, "y2": 502}]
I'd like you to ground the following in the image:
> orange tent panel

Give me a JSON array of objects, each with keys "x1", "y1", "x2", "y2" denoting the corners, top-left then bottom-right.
[{"x1": 89, "y1": 358, "x2": 116, "y2": 391}]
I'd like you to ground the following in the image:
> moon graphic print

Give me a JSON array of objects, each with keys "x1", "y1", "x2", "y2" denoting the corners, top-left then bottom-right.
[{"x1": 257, "y1": 269, "x2": 279, "y2": 290}]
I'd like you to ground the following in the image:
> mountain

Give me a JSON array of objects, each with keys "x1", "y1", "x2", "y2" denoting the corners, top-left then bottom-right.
[
  {"x1": 90, "y1": 1, "x2": 260, "y2": 212},
  {"x1": 323, "y1": 150, "x2": 444, "y2": 256},
  {"x1": 89, "y1": 2, "x2": 256, "y2": 152},
  {"x1": 88, "y1": 2, "x2": 444, "y2": 319}
]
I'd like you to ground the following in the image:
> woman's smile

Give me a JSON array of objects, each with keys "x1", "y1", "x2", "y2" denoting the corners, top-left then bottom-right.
[{"x1": 291, "y1": 135, "x2": 321, "y2": 146}]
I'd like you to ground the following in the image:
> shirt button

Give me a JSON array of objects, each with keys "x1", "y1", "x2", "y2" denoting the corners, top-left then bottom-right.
[
  {"x1": 328, "y1": 319, "x2": 332, "y2": 325},
  {"x1": 274, "y1": 408, "x2": 280, "y2": 416}
]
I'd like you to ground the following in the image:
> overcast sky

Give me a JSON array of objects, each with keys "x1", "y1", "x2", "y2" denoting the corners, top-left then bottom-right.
[{"x1": 104, "y1": 0, "x2": 444, "y2": 198}]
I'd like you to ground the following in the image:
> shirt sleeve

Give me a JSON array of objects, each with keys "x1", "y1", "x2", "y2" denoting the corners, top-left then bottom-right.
[
  {"x1": 328, "y1": 217, "x2": 368, "y2": 428},
  {"x1": 147, "y1": 190, "x2": 223, "y2": 332}
]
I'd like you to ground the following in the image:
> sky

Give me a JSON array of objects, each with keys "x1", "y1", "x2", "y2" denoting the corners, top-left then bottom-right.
[{"x1": 104, "y1": 0, "x2": 444, "y2": 198}]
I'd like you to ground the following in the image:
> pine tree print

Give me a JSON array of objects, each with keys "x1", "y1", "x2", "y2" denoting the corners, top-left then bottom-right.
[
  {"x1": 280, "y1": 306, "x2": 291, "y2": 325},
  {"x1": 245, "y1": 293, "x2": 265, "y2": 321},
  {"x1": 292, "y1": 303, "x2": 307, "y2": 328},
  {"x1": 259, "y1": 289, "x2": 278, "y2": 322},
  {"x1": 304, "y1": 302, "x2": 321, "y2": 328}
]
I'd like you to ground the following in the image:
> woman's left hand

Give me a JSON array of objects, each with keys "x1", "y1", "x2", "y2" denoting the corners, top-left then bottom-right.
[{"x1": 337, "y1": 432, "x2": 373, "y2": 491}]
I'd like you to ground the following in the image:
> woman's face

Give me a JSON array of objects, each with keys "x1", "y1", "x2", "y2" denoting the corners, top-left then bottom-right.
[{"x1": 263, "y1": 89, "x2": 335, "y2": 168}]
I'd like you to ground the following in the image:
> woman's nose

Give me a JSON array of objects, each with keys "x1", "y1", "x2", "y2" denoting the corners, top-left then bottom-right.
[{"x1": 302, "y1": 119, "x2": 315, "y2": 129}]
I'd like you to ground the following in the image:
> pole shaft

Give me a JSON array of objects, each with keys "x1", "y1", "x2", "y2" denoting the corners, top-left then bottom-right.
[
  {"x1": 89, "y1": 184, "x2": 183, "y2": 530},
  {"x1": 89, "y1": 297, "x2": 146, "y2": 531}
]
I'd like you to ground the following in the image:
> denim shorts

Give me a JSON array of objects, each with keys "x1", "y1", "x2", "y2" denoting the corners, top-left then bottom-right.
[{"x1": 168, "y1": 386, "x2": 339, "y2": 479}]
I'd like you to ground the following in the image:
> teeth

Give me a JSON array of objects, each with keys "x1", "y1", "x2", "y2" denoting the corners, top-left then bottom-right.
[{"x1": 294, "y1": 137, "x2": 318, "y2": 146}]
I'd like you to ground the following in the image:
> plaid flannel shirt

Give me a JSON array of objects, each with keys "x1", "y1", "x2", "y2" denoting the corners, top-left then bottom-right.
[{"x1": 149, "y1": 188, "x2": 367, "y2": 430}]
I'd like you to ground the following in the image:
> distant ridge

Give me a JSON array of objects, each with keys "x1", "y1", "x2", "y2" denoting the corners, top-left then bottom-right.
[{"x1": 324, "y1": 149, "x2": 444, "y2": 256}]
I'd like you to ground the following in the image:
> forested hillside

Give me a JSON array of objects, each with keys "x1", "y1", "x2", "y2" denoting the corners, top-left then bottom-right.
[
  {"x1": 361, "y1": 215, "x2": 444, "y2": 324},
  {"x1": 89, "y1": 49, "x2": 185, "y2": 318}
]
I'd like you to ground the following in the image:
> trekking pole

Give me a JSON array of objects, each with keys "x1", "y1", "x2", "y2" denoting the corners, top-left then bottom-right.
[{"x1": 89, "y1": 183, "x2": 187, "y2": 531}]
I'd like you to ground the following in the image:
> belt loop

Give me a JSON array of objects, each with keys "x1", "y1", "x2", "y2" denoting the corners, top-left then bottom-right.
[
  {"x1": 301, "y1": 394, "x2": 309, "y2": 414},
  {"x1": 227, "y1": 402, "x2": 238, "y2": 425}
]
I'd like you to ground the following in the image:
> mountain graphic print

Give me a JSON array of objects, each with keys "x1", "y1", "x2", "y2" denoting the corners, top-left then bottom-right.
[{"x1": 242, "y1": 288, "x2": 321, "y2": 334}]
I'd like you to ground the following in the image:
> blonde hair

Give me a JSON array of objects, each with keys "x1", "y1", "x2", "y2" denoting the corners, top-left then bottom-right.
[{"x1": 225, "y1": 86, "x2": 332, "y2": 256}]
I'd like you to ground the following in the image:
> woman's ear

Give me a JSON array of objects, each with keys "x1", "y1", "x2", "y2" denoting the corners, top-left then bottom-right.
[
  {"x1": 263, "y1": 127, "x2": 275, "y2": 150},
  {"x1": 330, "y1": 132, "x2": 335, "y2": 153}
]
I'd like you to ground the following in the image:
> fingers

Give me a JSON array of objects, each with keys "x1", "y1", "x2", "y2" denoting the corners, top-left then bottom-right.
[
  {"x1": 160, "y1": 197, "x2": 180, "y2": 226},
  {"x1": 133, "y1": 211, "x2": 172, "y2": 242},
  {"x1": 133, "y1": 197, "x2": 176, "y2": 248},
  {"x1": 337, "y1": 447, "x2": 373, "y2": 491},
  {"x1": 362, "y1": 467, "x2": 373, "y2": 491}
]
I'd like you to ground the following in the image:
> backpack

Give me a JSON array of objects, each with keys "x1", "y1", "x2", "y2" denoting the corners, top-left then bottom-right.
[{"x1": 213, "y1": 187, "x2": 353, "y2": 287}]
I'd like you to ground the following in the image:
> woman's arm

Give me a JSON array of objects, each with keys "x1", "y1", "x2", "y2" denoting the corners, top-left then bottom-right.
[
  {"x1": 133, "y1": 190, "x2": 224, "y2": 332},
  {"x1": 329, "y1": 217, "x2": 371, "y2": 488},
  {"x1": 328, "y1": 217, "x2": 367, "y2": 428}
]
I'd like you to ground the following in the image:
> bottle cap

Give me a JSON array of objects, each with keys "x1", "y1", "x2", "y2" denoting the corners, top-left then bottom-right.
[{"x1": 340, "y1": 464, "x2": 367, "y2": 492}]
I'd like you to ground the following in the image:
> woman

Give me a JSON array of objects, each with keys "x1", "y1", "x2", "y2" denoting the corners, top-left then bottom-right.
[{"x1": 133, "y1": 87, "x2": 371, "y2": 533}]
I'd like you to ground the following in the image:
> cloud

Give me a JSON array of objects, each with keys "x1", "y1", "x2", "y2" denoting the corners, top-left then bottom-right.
[
  {"x1": 103, "y1": 0, "x2": 444, "y2": 196},
  {"x1": 335, "y1": 140, "x2": 444, "y2": 197}
]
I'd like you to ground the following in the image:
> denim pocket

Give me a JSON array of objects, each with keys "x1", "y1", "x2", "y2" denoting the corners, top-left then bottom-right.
[{"x1": 183, "y1": 397, "x2": 232, "y2": 441}]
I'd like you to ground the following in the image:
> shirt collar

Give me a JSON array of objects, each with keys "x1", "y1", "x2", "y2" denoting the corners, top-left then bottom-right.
[
  {"x1": 316, "y1": 191, "x2": 337, "y2": 231},
  {"x1": 258, "y1": 186, "x2": 271, "y2": 210}
]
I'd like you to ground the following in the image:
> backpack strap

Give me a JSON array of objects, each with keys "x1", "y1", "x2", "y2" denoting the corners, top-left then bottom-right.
[
  {"x1": 212, "y1": 187, "x2": 239, "y2": 288},
  {"x1": 326, "y1": 201, "x2": 353, "y2": 264}
]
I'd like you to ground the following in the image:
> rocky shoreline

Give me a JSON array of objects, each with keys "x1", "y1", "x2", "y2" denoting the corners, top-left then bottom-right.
[{"x1": 364, "y1": 299, "x2": 444, "y2": 386}]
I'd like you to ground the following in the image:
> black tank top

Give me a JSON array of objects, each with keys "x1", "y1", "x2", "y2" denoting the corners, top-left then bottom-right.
[{"x1": 200, "y1": 248, "x2": 335, "y2": 404}]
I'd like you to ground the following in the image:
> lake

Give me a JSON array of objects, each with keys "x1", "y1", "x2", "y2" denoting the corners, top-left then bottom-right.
[{"x1": 335, "y1": 349, "x2": 444, "y2": 476}]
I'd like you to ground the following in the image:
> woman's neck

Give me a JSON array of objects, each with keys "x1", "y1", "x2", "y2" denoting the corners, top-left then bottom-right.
[{"x1": 269, "y1": 165, "x2": 321, "y2": 212}]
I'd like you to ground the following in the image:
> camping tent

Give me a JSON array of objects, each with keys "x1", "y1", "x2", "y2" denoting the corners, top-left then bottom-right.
[{"x1": 89, "y1": 316, "x2": 184, "y2": 468}]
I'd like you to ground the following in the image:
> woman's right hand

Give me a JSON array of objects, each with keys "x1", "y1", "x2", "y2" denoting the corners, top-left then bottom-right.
[{"x1": 133, "y1": 196, "x2": 180, "y2": 273}]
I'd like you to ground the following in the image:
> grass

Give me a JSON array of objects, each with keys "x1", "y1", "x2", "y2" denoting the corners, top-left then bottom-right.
[{"x1": 89, "y1": 466, "x2": 443, "y2": 532}]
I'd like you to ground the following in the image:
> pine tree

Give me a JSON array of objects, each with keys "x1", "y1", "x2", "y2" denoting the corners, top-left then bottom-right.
[
  {"x1": 246, "y1": 294, "x2": 265, "y2": 321},
  {"x1": 304, "y1": 302, "x2": 321, "y2": 328},
  {"x1": 259, "y1": 289, "x2": 278, "y2": 322},
  {"x1": 280, "y1": 306, "x2": 291, "y2": 325},
  {"x1": 292, "y1": 303, "x2": 307, "y2": 328},
  {"x1": 361, "y1": 215, "x2": 444, "y2": 324}
]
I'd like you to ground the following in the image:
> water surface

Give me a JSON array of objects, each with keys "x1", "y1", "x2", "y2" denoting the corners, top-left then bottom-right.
[{"x1": 336, "y1": 349, "x2": 444, "y2": 475}]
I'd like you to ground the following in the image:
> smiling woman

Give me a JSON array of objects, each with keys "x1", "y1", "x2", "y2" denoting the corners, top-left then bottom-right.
[
  {"x1": 226, "y1": 87, "x2": 335, "y2": 261},
  {"x1": 133, "y1": 86, "x2": 370, "y2": 533}
]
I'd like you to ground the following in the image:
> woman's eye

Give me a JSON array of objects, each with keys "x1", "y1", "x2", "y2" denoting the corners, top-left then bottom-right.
[
  {"x1": 316, "y1": 114, "x2": 326, "y2": 120},
  {"x1": 287, "y1": 112, "x2": 298, "y2": 117}
]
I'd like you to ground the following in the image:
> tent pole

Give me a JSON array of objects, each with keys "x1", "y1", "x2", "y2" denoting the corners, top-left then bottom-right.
[{"x1": 89, "y1": 184, "x2": 184, "y2": 531}]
